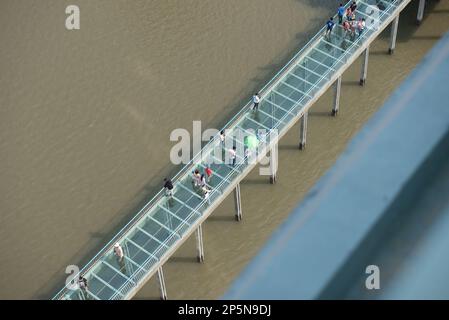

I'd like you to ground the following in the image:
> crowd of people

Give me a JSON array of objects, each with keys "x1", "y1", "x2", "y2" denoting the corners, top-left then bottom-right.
[{"x1": 326, "y1": 2, "x2": 366, "y2": 40}]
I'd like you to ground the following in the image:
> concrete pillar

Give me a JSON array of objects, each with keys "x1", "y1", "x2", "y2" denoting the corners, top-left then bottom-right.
[
  {"x1": 332, "y1": 77, "x2": 342, "y2": 116},
  {"x1": 417, "y1": 0, "x2": 425, "y2": 25},
  {"x1": 389, "y1": 15, "x2": 400, "y2": 54},
  {"x1": 157, "y1": 267, "x2": 167, "y2": 300},
  {"x1": 299, "y1": 112, "x2": 308, "y2": 149},
  {"x1": 196, "y1": 224, "x2": 204, "y2": 263},
  {"x1": 360, "y1": 46, "x2": 370, "y2": 86},
  {"x1": 269, "y1": 143, "x2": 278, "y2": 184},
  {"x1": 234, "y1": 183, "x2": 242, "y2": 221}
]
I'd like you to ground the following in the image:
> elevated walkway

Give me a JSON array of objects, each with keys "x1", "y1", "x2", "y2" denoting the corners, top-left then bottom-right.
[{"x1": 54, "y1": 0, "x2": 424, "y2": 300}]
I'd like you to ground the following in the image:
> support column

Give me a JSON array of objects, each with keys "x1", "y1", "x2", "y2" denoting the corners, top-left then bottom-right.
[
  {"x1": 359, "y1": 46, "x2": 370, "y2": 86},
  {"x1": 269, "y1": 143, "x2": 278, "y2": 184},
  {"x1": 195, "y1": 224, "x2": 204, "y2": 263},
  {"x1": 234, "y1": 183, "x2": 242, "y2": 221},
  {"x1": 417, "y1": 0, "x2": 425, "y2": 25},
  {"x1": 299, "y1": 112, "x2": 308, "y2": 149},
  {"x1": 389, "y1": 15, "x2": 400, "y2": 54},
  {"x1": 157, "y1": 267, "x2": 167, "y2": 300},
  {"x1": 332, "y1": 77, "x2": 342, "y2": 116}
]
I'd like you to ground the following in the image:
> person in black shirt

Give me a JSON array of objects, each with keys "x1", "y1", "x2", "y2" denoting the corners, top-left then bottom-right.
[
  {"x1": 78, "y1": 276, "x2": 90, "y2": 299},
  {"x1": 164, "y1": 178, "x2": 173, "y2": 191},
  {"x1": 164, "y1": 178, "x2": 174, "y2": 207},
  {"x1": 78, "y1": 276, "x2": 88, "y2": 291}
]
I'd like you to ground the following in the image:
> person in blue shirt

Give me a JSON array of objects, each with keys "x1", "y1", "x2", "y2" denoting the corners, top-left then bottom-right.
[
  {"x1": 338, "y1": 3, "x2": 345, "y2": 24},
  {"x1": 325, "y1": 17, "x2": 335, "y2": 38}
]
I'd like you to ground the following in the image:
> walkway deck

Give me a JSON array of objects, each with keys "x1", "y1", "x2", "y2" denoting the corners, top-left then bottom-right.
[{"x1": 54, "y1": 0, "x2": 420, "y2": 300}]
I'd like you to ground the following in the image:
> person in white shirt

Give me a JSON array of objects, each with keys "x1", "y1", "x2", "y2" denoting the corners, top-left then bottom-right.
[
  {"x1": 193, "y1": 169, "x2": 202, "y2": 187},
  {"x1": 219, "y1": 130, "x2": 226, "y2": 152},
  {"x1": 252, "y1": 93, "x2": 260, "y2": 111},
  {"x1": 113, "y1": 243, "x2": 124, "y2": 263},
  {"x1": 229, "y1": 146, "x2": 237, "y2": 166}
]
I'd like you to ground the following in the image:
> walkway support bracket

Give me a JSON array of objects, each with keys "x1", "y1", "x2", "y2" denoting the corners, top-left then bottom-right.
[
  {"x1": 299, "y1": 112, "x2": 308, "y2": 149},
  {"x1": 157, "y1": 267, "x2": 167, "y2": 300},
  {"x1": 360, "y1": 46, "x2": 370, "y2": 86},
  {"x1": 269, "y1": 144, "x2": 278, "y2": 183},
  {"x1": 196, "y1": 224, "x2": 205, "y2": 263},
  {"x1": 234, "y1": 183, "x2": 242, "y2": 221},
  {"x1": 332, "y1": 77, "x2": 342, "y2": 116},
  {"x1": 389, "y1": 15, "x2": 400, "y2": 54},
  {"x1": 417, "y1": 0, "x2": 425, "y2": 25}
]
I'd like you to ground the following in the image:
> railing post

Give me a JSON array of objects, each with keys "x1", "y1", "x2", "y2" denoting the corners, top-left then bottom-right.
[
  {"x1": 269, "y1": 143, "x2": 278, "y2": 183},
  {"x1": 359, "y1": 46, "x2": 370, "y2": 86},
  {"x1": 234, "y1": 183, "x2": 242, "y2": 221},
  {"x1": 417, "y1": 0, "x2": 425, "y2": 25},
  {"x1": 332, "y1": 77, "x2": 342, "y2": 116},
  {"x1": 299, "y1": 112, "x2": 308, "y2": 149},
  {"x1": 196, "y1": 224, "x2": 204, "y2": 263},
  {"x1": 157, "y1": 267, "x2": 167, "y2": 300},
  {"x1": 389, "y1": 15, "x2": 400, "y2": 54}
]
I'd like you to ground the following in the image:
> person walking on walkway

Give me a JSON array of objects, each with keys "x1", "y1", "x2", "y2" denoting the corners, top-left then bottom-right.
[
  {"x1": 343, "y1": 19, "x2": 351, "y2": 37},
  {"x1": 205, "y1": 166, "x2": 213, "y2": 183},
  {"x1": 78, "y1": 276, "x2": 88, "y2": 290},
  {"x1": 220, "y1": 130, "x2": 225, "y2": 145},
  {"x1": 346, "y1": 7, "x2": 353, "y2": 21},
  {"x1": 357, "y1": 18, "x2": 366, "y2": 37},
  {"x1": 325, "y1": 17, "x2": 335, "y2": 38},
  {"x1": 192, "y1": 169, "x2": 202, "y2": 190},
  {"x1": 163, "y1": 178, "x2": 174, "y2": 207},
  {"x1": 78, "y1": 276, "x2": 90, "y2": 300},
  {"x1": 197, "y1": 174, "x2": 211, "y2": 202},
  {"x1": 164, "y1": 178, "x2": 174, "y2": 196},
  {"x1": 219, "y1": 130, "x2": 226, "y2": 161},
  {"x1": 113, "y1": 243, "x2": 126, "y2": 274},
  {"x1": 338, "y1": 3, "x2": 345, "y2": 24},
  {"x1": 229, "y1": 146, "x2": 237, "y2": 166},
  {"x1": 350, "y1": 1, "x2": 358, "y2": 13},
  {"x1": 113, "y1": 243, "x2": 124, "y2": 262},
  {"x1": 200, "y1": 174, "x2": 211, "y2": 192},
  {"x1": 252, "y1": 93, "x2": 260, "y2": 111},
  {"x1": 350, "y1": 19, "x2": 357, "y2": 40}
]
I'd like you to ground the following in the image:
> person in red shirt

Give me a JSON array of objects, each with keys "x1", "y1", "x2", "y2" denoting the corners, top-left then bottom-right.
[{"x1": 205, "y1": 167, "x2": 213, "y2": 183}]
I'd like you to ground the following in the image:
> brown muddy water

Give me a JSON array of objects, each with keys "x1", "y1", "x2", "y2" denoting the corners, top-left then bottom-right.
[{"x1": 0, "y1": 0, "x2": 448, "y2": 299}]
